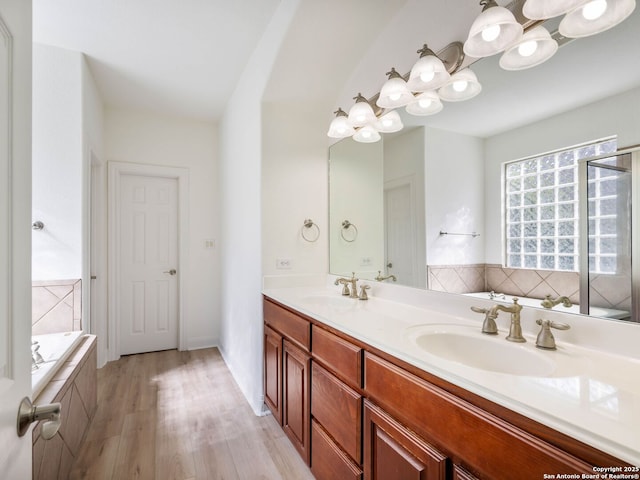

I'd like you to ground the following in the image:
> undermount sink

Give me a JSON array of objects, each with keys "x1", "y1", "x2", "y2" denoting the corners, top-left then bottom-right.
[{"x1": 405, "y1": 324, "x2": 556, "y2": 377}]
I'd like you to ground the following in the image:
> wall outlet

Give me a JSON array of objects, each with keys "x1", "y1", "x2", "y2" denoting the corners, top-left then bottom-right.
[
  {"x1": 276, "y1": 258, "x2": 293, "y2": 270},
  {"x1": 204, "y1": 239, "x2": 216, "y2": 249},
  {"x1": 361, "y1": 257, "x2": 372, "y2": 266}
]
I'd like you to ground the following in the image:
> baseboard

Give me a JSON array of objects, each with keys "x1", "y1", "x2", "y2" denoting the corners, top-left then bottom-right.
[{"x1": 187, "y1": 336, "x2": 219, "y2": 351}]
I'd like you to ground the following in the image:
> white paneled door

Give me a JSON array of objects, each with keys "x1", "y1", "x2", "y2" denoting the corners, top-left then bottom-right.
[
  {"x1": 119, "y1": 174, "x2": 179, "y2": 355},
  {"x1": 384, "y1": 181, "x2": 417, "y2": 287}
]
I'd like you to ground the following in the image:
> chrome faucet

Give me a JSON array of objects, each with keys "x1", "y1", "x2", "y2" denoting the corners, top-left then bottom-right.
[
  {"x1": 334, "y1": 272, "x2": 359, "y2": 298},
  {"x1": 31, "y1": 341, "x2": 44, "y2": 371},
  {"x1": 375, "y1": 271, "x2": 397, "y2": 282},
  {"x1": 540, "y1": 295, "x2": 572, "y2": 309},
  {"x1": 472, "y1": 298, "x2": 525, "y2": 342}
]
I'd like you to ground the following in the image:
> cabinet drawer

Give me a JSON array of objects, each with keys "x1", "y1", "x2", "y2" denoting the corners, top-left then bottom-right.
[
  {"x1": 264, "y1": 298, "x2": 310, "y2": 351},
  {"x1": 311, "y1": 362, "x2": 362, "y2": 463},
  {"x1": 311, "y1": 420, "x2": 362, "y2": 480},
  {"x1": 312, "y1": 325, "x2": 362, "y2": 387},
  {"x1": 364, "y1": 352, "x2": 594, "y2": 479}
]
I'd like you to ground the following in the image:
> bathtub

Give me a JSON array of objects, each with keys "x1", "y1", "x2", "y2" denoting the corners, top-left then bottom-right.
[
  {"x1": 464, "y1": 292, "x2": 629, "y2": 320},
  {"x1": 31, "y1": 331, "x2": 85, "y2": 397}
]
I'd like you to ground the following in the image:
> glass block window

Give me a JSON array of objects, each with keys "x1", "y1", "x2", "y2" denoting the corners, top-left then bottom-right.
[{"x1": 505, "y1": 138, "x2": 617, "y2": 271}]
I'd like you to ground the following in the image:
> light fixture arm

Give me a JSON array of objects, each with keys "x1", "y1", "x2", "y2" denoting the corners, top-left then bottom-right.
[
  {"x1": 385, "y1": 68, "x2": 403, "y2": 80},
  {"x1": 416, "y1": 44, "x2": 437, "y2": 58},
  {"x1": 480, "y1": 0, "x2": 499, "y2": 11}
]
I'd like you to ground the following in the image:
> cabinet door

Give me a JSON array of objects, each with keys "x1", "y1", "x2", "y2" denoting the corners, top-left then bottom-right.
[
  {"x1": 283, "y1": 339, "x2": 311, "y2": 465},
  {"x1": 264, "y1": 325, "x2": 282, "y2": 424},
  {"x1": 363, "y1": 400, "x2": 447, "y2": 480},
  {"x1": 453, "y1": 465, "x2": 479, "y2": 480}
]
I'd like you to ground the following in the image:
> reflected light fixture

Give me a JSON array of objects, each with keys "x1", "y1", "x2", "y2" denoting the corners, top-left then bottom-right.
[
  {"x1": 406, "y1": 45, "x2": 451, "y2": 92},
  {"x1": 348, "y1": 93, "x2": 377, "y2": 127},
  {"x1": 559, "y1": 0, "x2": 636, "y2": 37},
  {"x1": 405, "y1": 91, "x2": 443, "y2": 116},
  {"x1": 327, "y1": 108, "x2": 355, "y2": 138},
  {"x1": 377, "y1": 68, "x2": 414, "y2": 108},
  {"x1": 353, "y1": 124, "x2": 381, "y2": 143},
  {"x1": 438, "y1": 68, "x2": 482, "y2": 102},
  {"x1": 523, "y1": 0, "x2": 586, "y2": 19},
  {"x1": 464, "y1": 0, "x2": 523, "y2": 58},
  {"x1": 499, "y1": 25, "x2": 558, "y2": 70},
  {"x1": 375, "y1": 110, "x2": 404, "y2": 133}
]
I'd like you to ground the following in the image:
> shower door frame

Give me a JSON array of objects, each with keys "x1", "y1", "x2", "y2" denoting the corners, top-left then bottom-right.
[{"x1": 578, "y1": 146, "x2": 640, "y2": 322}]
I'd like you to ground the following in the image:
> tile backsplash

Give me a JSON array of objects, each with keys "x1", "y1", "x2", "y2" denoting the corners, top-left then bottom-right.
[
  {"x1": 427, "y1": 264, "x2": 630, "y2": 312},
  {"x1": 32, "y1": 279, "x2": 82, "y2": 334}
]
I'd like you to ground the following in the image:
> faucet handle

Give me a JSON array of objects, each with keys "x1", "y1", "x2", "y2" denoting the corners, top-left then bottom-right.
[
  {"x1": 535, "y1": 318, "x2": 570, "y2": 350},
  {"x1": 470, "y1": 306, "x2": 498, "y2": 335},
  {"x1": 358, "y1": 284, "x2": 371, "y2": 300}
]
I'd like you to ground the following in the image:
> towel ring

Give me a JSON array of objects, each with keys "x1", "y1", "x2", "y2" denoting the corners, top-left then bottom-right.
[
  {"x1": 341, "y1": 220, "x2": 358, "y2": 242},
  {"x1": 301, "y1": 219, "x2": 320, "y2": 242}
]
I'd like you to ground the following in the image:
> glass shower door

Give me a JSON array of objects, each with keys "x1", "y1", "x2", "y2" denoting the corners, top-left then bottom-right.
[{"x1": 581, "y1": 153, "x2": 634, "y2": 321}]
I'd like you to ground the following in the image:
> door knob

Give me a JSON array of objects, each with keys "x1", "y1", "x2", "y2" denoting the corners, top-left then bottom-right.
[
  {"x1": 17, "y1": 397, "x2": 61, "y2": 439},
  {"x1": 163, "y1": 269, "x2": 177, "y2": 275},
  {"x1": 386, "y1": 262, "x2": 393, "y2": 268}
]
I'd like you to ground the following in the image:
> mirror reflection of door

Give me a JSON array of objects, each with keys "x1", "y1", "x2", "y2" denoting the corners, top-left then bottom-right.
[{"x1": 384, "y1": 178, "x2": 416, "y2": 287}]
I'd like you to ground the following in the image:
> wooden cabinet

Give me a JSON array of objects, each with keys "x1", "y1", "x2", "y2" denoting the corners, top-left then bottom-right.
[
  {"x1": 363, "y1": 400, "x2": 448, "y2": 480},
  {"x1": 312, "y1": 420, "x2": 362, "y2": 480},
  {"x1": 263, "y1": 325, "x2": 282, "y2": 424},
  {"x1": 282, "y1": 338, "x2": 311, "y2": 465}
]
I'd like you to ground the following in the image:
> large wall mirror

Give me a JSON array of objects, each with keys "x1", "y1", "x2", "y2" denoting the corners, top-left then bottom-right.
[{"x1": 329, "y1": 10, "x2": 640, "y2": 322}]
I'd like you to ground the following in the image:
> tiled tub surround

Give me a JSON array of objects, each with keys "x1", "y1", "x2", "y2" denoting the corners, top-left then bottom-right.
[
  {"x1": 262, "y1": 277, "x2": 640, "y2": 465},
  {"x1": 32, "y1": 279, "x2": 82, "y2": 334},
  {"x1": 32, "y1": 335, "x2": 97, "y2": 480},
  {"x1": 428, "y1": 264, "x2": 632, "y2": 315}
]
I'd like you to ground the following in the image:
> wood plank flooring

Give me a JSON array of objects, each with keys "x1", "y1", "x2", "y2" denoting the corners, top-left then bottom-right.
[{"x1": 69, "y1": 348, "x2": 315, "y2": 480}]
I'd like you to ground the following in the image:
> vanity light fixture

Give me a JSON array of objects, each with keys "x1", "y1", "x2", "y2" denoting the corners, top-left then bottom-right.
[
  {"x1": 464, "y1": 0, "x2": 524, "y2": 58},
  {"x1": 522, "y1": 0, "x2": 586, "y2": 19},
  {"x1": 438, "y1": 68, "x2": 482, "y2": 102},
  {"x1": 499, "y1": 25, "x2": 558, "y2": 70},
  {"x1": 406, "y1": 44, "x2": 451, "y2": 92},
  {"x1": 327, "y1": 108, "x2": 356, "y2": 138},
  {"x1": 348, "y1": 93, "x2": 378, "y2": 127},
  {"x1": 352, "y1": 124, "x2": 381, "y2": 143},
  {"x1": 559, "y1": 0, "x2": 636, "y2": 37},
  {"x1": 375, "y1": 110, "x2": 404, "y2": 133},
  {"x1": 405, "y1": 91, "x2": 443, "y2": 116},
  {"x1": 377, "y1": 68, "x2": 414, "y2": 108}
]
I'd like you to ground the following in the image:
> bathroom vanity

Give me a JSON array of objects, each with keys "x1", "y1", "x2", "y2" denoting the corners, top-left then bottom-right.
[{"x1": 263, "y1": 284, "x2": 638, "y2": 479}]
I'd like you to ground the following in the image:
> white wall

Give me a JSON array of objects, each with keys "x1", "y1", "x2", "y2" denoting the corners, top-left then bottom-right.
[
  {"x1": 262, "y1": 101, "x2": 328, "y2": 277},
  {"x1": 329, "y1": 136, "x2": 383, "y2": 277},
  {"x1": 425, "y1": 127, "x2": 485, "y2": 265},
  {"x1": 104, "y1": 108, "x2": 220, "y2": 349},
  {"x1": 218, "y1": 0, "x2": 300, "y2": 416},
  {"x1": 32, "y1": 44, "x2": 83, "y2": 280},
  {"x1": 484, "y1": 86, "x2": 640, "y2": 264}
]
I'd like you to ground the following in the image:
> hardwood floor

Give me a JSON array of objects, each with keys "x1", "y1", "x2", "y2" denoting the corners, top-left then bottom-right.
[{"x1": 69, "y1": 348, "x2": 315, "y2": 480}]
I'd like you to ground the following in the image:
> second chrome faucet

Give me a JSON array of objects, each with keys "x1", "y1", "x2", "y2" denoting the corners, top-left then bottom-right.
[{"x1": 471, "y1": 297, "x2": 525, "y2": 343}]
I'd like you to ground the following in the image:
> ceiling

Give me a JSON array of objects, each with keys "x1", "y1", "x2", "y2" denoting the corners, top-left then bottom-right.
[{"x1": 33, "y1": 1, "x2": 640, "y2": 135}]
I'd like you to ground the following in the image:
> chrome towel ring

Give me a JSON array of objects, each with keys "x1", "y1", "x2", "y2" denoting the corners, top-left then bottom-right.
[
  {"x1": 302, "y1": 219, "x2": 320, "y2": 242},
  {"x1": 341, "y1": 220, "x2": 358, "y2": 242}
]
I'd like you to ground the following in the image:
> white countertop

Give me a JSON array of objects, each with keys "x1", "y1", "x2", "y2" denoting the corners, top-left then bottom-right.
[{"x1": 262, "y1": 282, "x2": 640, "y2": 466}]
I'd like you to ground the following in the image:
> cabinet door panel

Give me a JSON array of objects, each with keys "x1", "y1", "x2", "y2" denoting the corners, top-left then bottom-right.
[
  {"x1": 311, "y1": 362, "x2": 362, "y2": 462},
  {"x1": 311, "y1": 420, "x2": 362, "y2": 480},
  {"x1": 264, "y1": 325, "x2": 282, "y2": 424},
  {"x1": 364, "y1": 400, "x2": 447, "y2": 480},
  {"x1": 283, "y1": 339, "x2": 311, "y2": 465}
]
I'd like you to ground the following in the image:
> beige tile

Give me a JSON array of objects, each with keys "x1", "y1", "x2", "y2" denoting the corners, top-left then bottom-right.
[
  {"x1": 509, "y1": 269, "x2": 544, "y2": 296},
  {"x1": 58, "y1": 441, "x2": 74, "y2": 480},
  {"x1": 32, "y1": 301, "x2": 75, "y2": 335},
  {"x1": 61, "y1": 386, "x2": 90, "y2": 455},
  {"x1": 32, "y1": 287, "x2": 61, "y2": 324},
  {"x1": 38, "y1": 430, "x2": 64, "y2": 480},
  {"x1": 545, "y1": 271, "x2": 580, "y2": 297}
]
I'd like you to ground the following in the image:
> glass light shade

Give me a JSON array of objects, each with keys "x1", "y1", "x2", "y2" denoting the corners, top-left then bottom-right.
[
  {"x1": 348, "y1": 94, "x2": 377, "y2": 127},
  {"x1": 353, "y1": 125, "x2": 381, "y2": 143},
  {"x1": 407, "y1": 55, "x2": 451, "y2": 92},
  {"x1": 327, "y1": 111, "x2": 355, "y2": 138},
  {"x1": 464, "y1": 4, "x2": 524, "y2": 57},
  {"x1": 438, "y1": 69, "x2": 482, "y2": 102},
  {"x1": 375, "y1": 111, "x2": 404, "y2": 133},
  {"x1": 405, "y1": 91, "x2": 443, "y2": 116},
  {"x1": 377, "y1": 70, "x2": 414, "y2": 108},
  {"x1": 499, "y1": 26, "x2": 558, "y2": 70},
  {"x1": 559, "y1": 0, "x2": 636, "y2": 38},
  {"x1": 522, "y1": 0, "x2": 586, "y2": 19}
]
